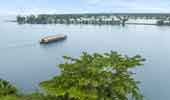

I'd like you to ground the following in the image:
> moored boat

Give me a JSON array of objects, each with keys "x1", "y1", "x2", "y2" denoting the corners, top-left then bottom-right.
[{"x1": 40, "y1": 34, "x2": 67, "y2": 44}]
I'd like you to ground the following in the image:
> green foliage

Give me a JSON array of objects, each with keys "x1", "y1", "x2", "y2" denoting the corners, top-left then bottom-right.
[
  {"x1": 0, "y1": 94, "x2": 59, "y2": 100},
  {"x1": 18, "y1": 93, "x2": 58, "y2": 100},
  {"x1": 40, "y1": 51, "x2": 145, "y2": 100},
  {"x1": 16, "y1": 14, "x2": 122, "y2": 25},
  {"x1": 0, "y1": 95, "x2": 19, "y2": 100},
  {"x1": 0, "y1": 79, "x2": 17, "y2": 96}
]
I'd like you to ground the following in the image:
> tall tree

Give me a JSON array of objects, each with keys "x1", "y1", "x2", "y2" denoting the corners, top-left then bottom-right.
[{"x1": 40, "y1": 51, "x2": 145, "y2": 100}]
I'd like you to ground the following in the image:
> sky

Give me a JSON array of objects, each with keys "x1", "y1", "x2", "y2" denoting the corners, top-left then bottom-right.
[{"x1": 0, "y1": 0, "x2": 170, "y2": 14}]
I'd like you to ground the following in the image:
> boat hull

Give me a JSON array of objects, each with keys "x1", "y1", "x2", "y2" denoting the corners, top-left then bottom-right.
[{"x1": 40, "y1": 34, "x2": 67, "y2": 44}]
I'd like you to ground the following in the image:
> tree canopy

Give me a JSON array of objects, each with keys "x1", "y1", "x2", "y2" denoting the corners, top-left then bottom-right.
[
  {"x1": 0, "y1": 79, "x2": 17, "y2": 96},
  {"x1": 40, "y1": 51, "x2": 145, "y2": 100}
]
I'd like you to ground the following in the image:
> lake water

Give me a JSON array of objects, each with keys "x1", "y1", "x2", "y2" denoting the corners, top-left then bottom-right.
[{"x1": 0, "y1": 15, "x2": 170, "y2": 100}]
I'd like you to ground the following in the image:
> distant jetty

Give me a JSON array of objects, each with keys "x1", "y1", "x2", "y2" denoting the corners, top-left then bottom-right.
[{"x1": 40, "y1": 34, "x2": 67, "y2": 44}]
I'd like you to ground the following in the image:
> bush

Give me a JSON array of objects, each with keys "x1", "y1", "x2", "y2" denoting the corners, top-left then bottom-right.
[{"x1": 0, "y1": 79, "x2": 17, "y2": 96}]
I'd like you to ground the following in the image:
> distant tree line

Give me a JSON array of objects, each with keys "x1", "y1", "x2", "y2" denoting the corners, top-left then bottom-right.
[
  {"x1": 156, "y1": 19, "x2": 170, "y2": 26},
  {"x1": 16, "y1": 14, "x2": 121, "y2": 25},
  {"x1": 16, "y1": 14, "x2": 170, "y2": 26}
]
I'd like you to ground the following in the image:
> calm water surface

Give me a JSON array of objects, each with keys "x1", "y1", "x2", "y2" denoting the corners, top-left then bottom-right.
[{"x1": 0, "y1": 15, "x2": 170, "y2": 100}]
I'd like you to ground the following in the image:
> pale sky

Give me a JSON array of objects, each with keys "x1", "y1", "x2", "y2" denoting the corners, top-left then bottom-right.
[{"x1": 0, "y1": 0, "x2": 170, "y2": 14}]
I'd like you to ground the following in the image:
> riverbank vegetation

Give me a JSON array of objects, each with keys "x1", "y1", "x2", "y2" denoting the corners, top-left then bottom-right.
[
  {"x1": 16, "y1": 13, "x2": 170, "y2": 25},
  {"x1": 157, "y1": 19, "x2": 170, "y2": 26},
  {"x1": 16, "y1": 14, "x2": 121, "y2": 25},
  {"x1": 0, "y1": 51, "x2": 145, "y2": 100}
]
